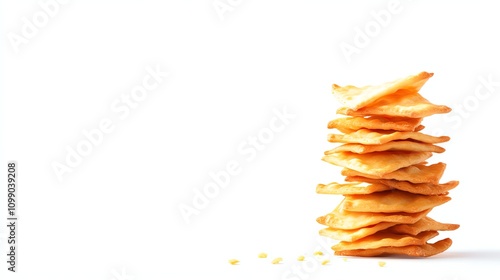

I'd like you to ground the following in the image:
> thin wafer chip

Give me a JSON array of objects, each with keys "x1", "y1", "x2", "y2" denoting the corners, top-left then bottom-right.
[
  {"x1": 341, "y1": 162, "x2": 446, "y2": 184},
  {"x1": 331, "y1": 230, "x2": 438, "y2": 251},
  {"x1": 316, "y1": 181, "x2": 391, "y2": 195},
  {"x1": 323, "y1": 151, "x2": 432, "y2": 176},
  {"x1": 325, "y1": 140, "x2": 445, "y2": 154},
  {"x1": 332, "y1": 72, "x2": 433, "y2": 110},
  {"x1": 334, "y1": 238, "x2": 452, "y2": 257},
  {"x1": 319, "y1": 222, "x2": 397, "y2": 242},
  {"x1": 388, "y1": 217, "x2": 460, "y2": 235},
  {"x1": 328, "y1": 129, "x2": 450, "y2": 145},
  {"x1": 328, "y1": 116, "x2": 423, "y2": 133},
  {"x1": 346, "y1": 176, "x2": 459, "y2": 195},
  {"x1": 343, "y1": 190, "x2": 451, "y2": 213},
  {"x1": 337, "y1": 89, "x2": 451, "y2": 118},
  {"x1": 317, "y1": 200, "x2": 431, "y2": 229}
]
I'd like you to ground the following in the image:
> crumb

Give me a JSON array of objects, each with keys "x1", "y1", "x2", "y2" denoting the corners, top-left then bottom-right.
[
  {"x1": 378, "y1": 261, "x2": 386, "y2": 267},
  {"x1": 271, "y1": 257, "x2": 283, "y2": 264},
  {"x1": 258, "y1": 252, "x2": 267, "y2": 258},
  {"x1": 297, "y1": 255, "x2": 305, "y2": 261},
  {"x1": 228, "y1": 259, "x2": 239, "y2": 265}
]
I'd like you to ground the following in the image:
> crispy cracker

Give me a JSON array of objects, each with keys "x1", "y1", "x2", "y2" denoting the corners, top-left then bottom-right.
[
  {"x1": 346, "y1": 176, "x2": 459, "y2": 195},
  {"x1": 317, "y1": 200, "x2": 432, "y2": 230},
  {"x1": 337, "y1": 89, "x2": 451, "y2": 118},
  {"x1": 323, "y1": 151, "x2": 432, "y2": 176},
  {"x1": 332, "y1": 72, "x2": 433, "y2": 110},
  {"x1": 332, "y1": 230, "x2": 438, "y2": 251},
  {"x1": 316, "y1": 181, "x2": 391, "y2": 195},
  {"x1": 328, "y1": 129, "x2": 450, "y2": 145},
  {"x1": 325, "y1": 140, "x2": 445, "y2": 154},
  {"x1": 319, "y1": 222, "x2": 397, "y2": 242},
  {"x1": 328, "y1": 116, "x2": 423, "y2": 133},
  {"x1": 343, "y1": 190, "x2": 451, "y2": 213},
  {"x1": 334, "y1": 238, "x2": 452, "y2": 257},
  {"x1": 389, "y1": 216, "x2": 459, "y2": 236},
  {"x1": 341, "y1": 162, "x2": 446, "y2": 184}
]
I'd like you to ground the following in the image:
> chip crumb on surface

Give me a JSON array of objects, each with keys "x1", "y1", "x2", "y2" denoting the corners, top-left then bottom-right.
[
  {"x1": 322, "y1": 259, "x2": 330, "y2": 265},
  {"x1": 258, "y1": 252, "x2": 267, "y2": 258},
  {"x1": 342, "y1": 257, "x2": 348, "y2": 262},
  {"x1": 313, "y1": 251, "x2": 324, "y2": 256},
  {"x1": 297, "y1": 255, "x2": 305, "y2": 261},
  {"x1": 378, "y1": 261, "x2": 386, "y2": 267},
  {"x1": 271, "y1": 257, "x2": 283, "y2": 264},
  {"x1": 228, "y1": 259, "x2": 239, "y2": 265}
]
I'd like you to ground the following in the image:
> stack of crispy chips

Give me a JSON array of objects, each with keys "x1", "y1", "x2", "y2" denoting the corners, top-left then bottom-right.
[{"x1": 317, "y1": 72, "x2": 459, "y2": 257}]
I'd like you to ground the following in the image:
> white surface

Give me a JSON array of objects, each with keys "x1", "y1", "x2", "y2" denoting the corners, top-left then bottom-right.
[{"x1": 1, "y1": 0, "x2": 500, "y2": 279}]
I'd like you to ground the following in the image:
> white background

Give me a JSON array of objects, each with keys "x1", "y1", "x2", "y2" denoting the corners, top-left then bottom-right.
[{"x1": 1, "y1": 1, "x2": 500, "y2": 279}]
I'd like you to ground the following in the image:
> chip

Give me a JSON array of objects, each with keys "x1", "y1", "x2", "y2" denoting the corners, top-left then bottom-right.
[
  {"x1": 334, "y1": 238, "x2": 452, "y2": 257},
  {"x1": 328, "y1": 116, "x2": 423, "y2": 133},
  {"x1": 327, "y1": 129, "x2": 450, "y2": 145},
  {"x1": 319, "y1": 222, "x2": 397, "y2": 242},
  {"x1": 325, "y1": 140, "x2": 445, "y2": 154},
  {"x1": 316, "y1": 200, "x2": 431, "y2": 230},
  {"x1": 346, "y1": 176, "x2": 459, "y2": 195},
  {"x1": 341, "y1": 162, "x2": 447, "y2": 185},
  {"x1": 331, "y1": 72, "x2": 433, "y2": 110},
  {"x1": 331, "y1": 230, "x2": 438, "y2": 251},
  {"x1": 323, "y1": 151, "x2": 432, "y2": 176},
  {"x1": 343, "y1": 190, "x2": 451, "y2": 213},
  {"x1": 388, "y1": 216, "x2": 460, "y2": 235},
  {"x1": 337, "y1": 89, "x2": 451, "y2": 118},
  {"x1": 316, "y1": 181, "x2": 391, "y2": 195}
]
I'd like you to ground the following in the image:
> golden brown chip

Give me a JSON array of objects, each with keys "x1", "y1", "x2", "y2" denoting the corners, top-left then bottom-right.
[
  {"x1": 331, "y1": 230, "x2": 438, "y2": 251},
  {"x1": 319, "y1": 222, "x2": 397, "y2": 242},
  {"x1": 337, "y1": 89, "x2": 451, "y2": 118},
  {"x1": 341, "y1": 162, "x2": 446, "y2": 184},
  {"x1": 343, "y1": 190, "x2": 451, "y2": 213},
  {"x1": 323, "y1": 151, "x2": 432, "y2": 176},
  {"x1": 334, "y1": 238, "x2": 452, "y2": 257},
  {"x1": 328, "y1": 129, "x2": 450, "y2": 145},
  {"x1": 327, "y1": 116, "x2": 423, "y2": 133},
  {"x1": 316, "y1": 181, "x2": 391, "y2": 195},
  {"x1": 325, "y1": 141, "x2": 445, "y2": 154},
  {"x1": 388, "y1": 217, "x2": 460, "y2": 236},
  {"x1": 332, "y1": 72, "x2": 433, "y2": 110},
  {"x1": 317, "y1": 200, "x2": 432, "y2": 230},
  {"x1": 346, "y1": 176, "x2": 459, "y2": 195}
]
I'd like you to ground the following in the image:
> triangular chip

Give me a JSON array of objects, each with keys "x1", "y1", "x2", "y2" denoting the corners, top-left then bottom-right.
[
  {"x1": 323, "y1": 151, "x2": 432, "y2": 176},
  {"x1": 319, "y1": 222, "x2": 397, "y2": 242},
  {"x1": 337, "y1": 89, "x2": 451, "y2": 118},
  {"x1": 317, "y1": 200, "x2": 431, "y2": 230},
  {"x1": 388, "y1": 216, "x2": 459, "y2": 236},
  {"x1": 341, "y1": 162, "x2": 447, "y2": 184},
  {"x1": 316, "y1": 181, "x2": 391, "y2": 195},
  {"x1": 328, "y1": 128, "x2": 450, "y2": 145},
  {"x1": 328, "y1": 116, "x2": 423, "y2": 133},
  {"x1": 346, "y1": 176, "x2": 459, "y2": 195},
  {"x1": 343, "y1": 190, "x2": 451, "y2": 213},
  {"x1": 325, "y1": 140, "x2": 445, "y2": 154},
  {"x1": 332, "y1": 72, "x2": 433, "y2": 110},
  {"x1": 331, "y1": 230, "x2": 438, "y2": 251},
  {"x1": 334, "y1": 238, "x2": 452, "y2": 257}
]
